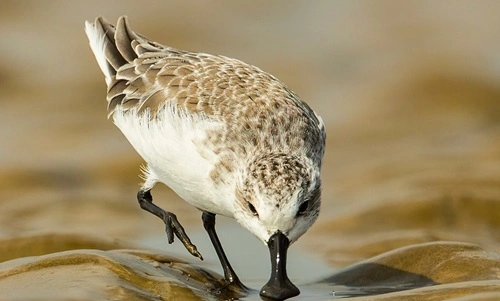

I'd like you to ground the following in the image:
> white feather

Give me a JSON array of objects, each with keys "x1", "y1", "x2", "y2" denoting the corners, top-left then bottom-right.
[
  {"x1": 112, "y1": 105, "x2": 238, "y2": 218},
  {"x1": 84, "y1": 21, "x2": 112, "y2": 85}
]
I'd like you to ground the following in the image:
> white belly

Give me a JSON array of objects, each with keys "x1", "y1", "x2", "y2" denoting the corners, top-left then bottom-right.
[{"x1": 112, "y1": 107, "x2": 236, "y2": 217}]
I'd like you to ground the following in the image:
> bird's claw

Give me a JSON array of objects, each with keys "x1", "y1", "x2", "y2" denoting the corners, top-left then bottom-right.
[{"x1": 163, "y1": 212, "x2": 203, "y2": 260}]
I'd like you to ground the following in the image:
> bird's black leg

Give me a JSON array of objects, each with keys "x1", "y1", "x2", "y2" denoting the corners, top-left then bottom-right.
[
  {"x1": 202, "y1": 212, "x2": 248, "y2": 291},
  {"x1": 137, "y1": 189, "x2": 203, "y2": 259}
]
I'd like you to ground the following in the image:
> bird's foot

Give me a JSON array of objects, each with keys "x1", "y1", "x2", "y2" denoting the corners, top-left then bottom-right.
[
  {"x1": 137, "y1": 189, "x2": 203, "y2": 260},
  {"x1": 162, "y1": 211, "x2": 203, "y2": 260},
  {"x1": 209, "y1": 277, "x2": 251, "y2": 297}
]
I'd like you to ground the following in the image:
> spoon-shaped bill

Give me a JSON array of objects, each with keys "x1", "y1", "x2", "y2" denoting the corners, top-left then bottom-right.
[{"x1": 260, "y1": 231, "x2": 300, "y2": 300}]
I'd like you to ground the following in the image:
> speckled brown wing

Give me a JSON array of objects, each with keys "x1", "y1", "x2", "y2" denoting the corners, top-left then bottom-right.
[
  {"x1": 89, "y1": 16, "x2": 201, "y2": 117},
  {"x1": 91, "y1": 16, "x2": 325, "y2": 165},
  {"x1": 92, "y1": 16, "x2": 264, "y2": 118},
  {"x1": 91, "y1": 17, "x2": 309, "y2": 118}
]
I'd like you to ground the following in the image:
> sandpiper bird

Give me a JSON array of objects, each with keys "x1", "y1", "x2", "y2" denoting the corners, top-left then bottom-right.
[{"x1": 85, "y1": 16, "x2": 325, "y2": 300}]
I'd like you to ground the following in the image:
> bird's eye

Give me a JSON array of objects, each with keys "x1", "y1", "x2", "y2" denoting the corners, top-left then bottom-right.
[
  {"x1": 297, "y1": 200, "x2": 309, "y2": 216},
  {"x1": 247, "y1": 202, "x2": 259, "y2": 217}
]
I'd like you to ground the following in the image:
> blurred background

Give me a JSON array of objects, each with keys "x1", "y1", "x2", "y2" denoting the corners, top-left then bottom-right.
[{"x1": 1, "y1": 0, "x2": 499, "y2": 286}]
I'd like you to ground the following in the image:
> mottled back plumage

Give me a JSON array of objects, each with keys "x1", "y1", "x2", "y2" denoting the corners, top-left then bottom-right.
[{"x1": 86, "y1": 16, "x2": 325, "y2": 187}]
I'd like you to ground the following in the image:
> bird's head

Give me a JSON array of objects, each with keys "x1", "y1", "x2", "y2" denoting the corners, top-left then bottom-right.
[
  {"x1": 234, "y1": 152, "x2": 321, "y2": 299},
  {"x1": 235, "y1": 153, "x2": 321, "y2": 244}
]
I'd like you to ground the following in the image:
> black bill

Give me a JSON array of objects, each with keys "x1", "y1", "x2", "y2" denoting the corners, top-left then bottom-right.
[{"x1": 260, "y1": 231, "x2": 300, "y2": 300}]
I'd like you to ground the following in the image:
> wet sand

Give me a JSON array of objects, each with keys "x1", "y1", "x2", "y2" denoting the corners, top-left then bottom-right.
[{"x1": 1, "y1": 1, "x2": 499, "y2": 300}]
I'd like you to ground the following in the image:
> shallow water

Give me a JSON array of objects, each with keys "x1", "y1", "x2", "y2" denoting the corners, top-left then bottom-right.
[
  {"x1": 1, "y1": 235, "x2": 498, "y2": 300},
  {"x1": 137, "y1": 217, "x2": 335, "y2": 285},
  {"x1": 1, "y1": 1, "x2": 500, "y2": 300}
]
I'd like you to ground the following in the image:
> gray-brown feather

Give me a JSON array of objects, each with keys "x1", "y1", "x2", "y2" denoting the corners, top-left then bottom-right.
[{"x1": 92, "y1": 16, "x2": 326, "y2": 185}]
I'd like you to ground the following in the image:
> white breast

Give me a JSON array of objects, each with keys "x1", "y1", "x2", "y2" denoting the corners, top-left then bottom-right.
[{"x1": 112, "y1": 106, "x2": 237, "y2": 217}]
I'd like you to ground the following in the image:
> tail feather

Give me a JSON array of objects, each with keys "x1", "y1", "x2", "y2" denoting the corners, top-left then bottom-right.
[
  {"x1": 115, "y1": 17, "x2": 141, "y2": 63},
  {"x1": 84, "y1": 16, "x2": 139, "y2": 85}
]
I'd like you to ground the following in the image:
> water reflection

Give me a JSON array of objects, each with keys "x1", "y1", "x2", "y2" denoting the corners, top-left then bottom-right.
[{"x1": 322, "y1": 263, "x2": 436, "y2": 298}]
